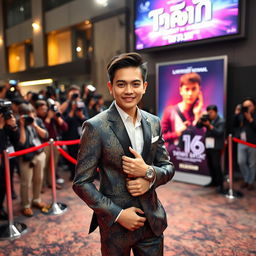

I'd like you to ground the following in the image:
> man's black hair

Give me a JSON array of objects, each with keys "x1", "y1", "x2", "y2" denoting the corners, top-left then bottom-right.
[
  {"x1": 206, "y1": 104, "x2": 218, "y2": 112},
  {"x1": 107, "y1": 52, "x2": 147, "y2": 83},
  {"x1": 242, "y1": 97, "x2": 256, "y2": 106}
]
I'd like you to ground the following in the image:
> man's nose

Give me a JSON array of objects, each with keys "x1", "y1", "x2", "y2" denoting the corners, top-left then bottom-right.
[{"x1": 124, "y1": 84, "x2": 133, "y2": 93}]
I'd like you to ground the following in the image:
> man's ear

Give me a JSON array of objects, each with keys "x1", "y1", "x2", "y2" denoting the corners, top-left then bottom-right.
[
  {"x1": 142, "y1": 81, "x2": 148, "y2": 94},
  {"x1": 107, "y1": 81, "x2": 113, "y2": 95}
]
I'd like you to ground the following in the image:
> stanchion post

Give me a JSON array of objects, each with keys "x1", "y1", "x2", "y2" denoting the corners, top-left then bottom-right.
[
  {"x1": 0, "y1": 150, "x2": 27, "y2": 240},
  {"x1": 44, "y1": 139, "x2": 67, "y2": 215},
  {"x1": 50, "y1": 139, "x2": 57, "y2": 203},
  {"x1": 225, "y1": 134, "x2": 243, "y2": 199}
]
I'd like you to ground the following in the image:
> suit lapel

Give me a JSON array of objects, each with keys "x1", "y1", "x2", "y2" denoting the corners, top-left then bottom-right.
[
  {"x1": 107, "y1": 102, "x2": 134, "y2": 158},
  {"x1": 141, "y1": 112, "x2": 152, "y2": 161}
]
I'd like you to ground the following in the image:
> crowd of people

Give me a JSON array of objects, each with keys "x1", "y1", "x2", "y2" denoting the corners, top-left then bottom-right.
[{"x1": 0, "y1": 81, "x2": 106, "y2": 218}]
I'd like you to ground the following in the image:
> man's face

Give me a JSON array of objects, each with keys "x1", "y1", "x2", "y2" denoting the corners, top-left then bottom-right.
[
  {"x1": 243, "y1": 100, "x2": 255, "y2": 113},
  {"x1": 107, "y1": 67, "x2": 147, "y2": 113},
  {"x1": 37, "y1": 105, "x2": 48, "y2": 118},
  {"x1": 207, "y1": 109, "x2": 217, "y2": 120},
  {"x1": 179, "y1": 82, "x2": 201, "y2": 105}
]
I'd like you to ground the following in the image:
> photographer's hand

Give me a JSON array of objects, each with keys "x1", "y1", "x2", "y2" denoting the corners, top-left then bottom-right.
[
  {"x1": 244, "y1": 111, "x2": 253, "y2": 123},
  {"x1": 0, "y1": 113, "x2": 5, "y2": 129},
  {"x1": 5, "y1": 114, "x2": 17, "y2": 129}
]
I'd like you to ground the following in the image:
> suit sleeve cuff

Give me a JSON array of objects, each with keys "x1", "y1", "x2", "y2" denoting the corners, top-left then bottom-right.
[{"x1": 114, "y1": 209, "x2": 123, "y2": 222}]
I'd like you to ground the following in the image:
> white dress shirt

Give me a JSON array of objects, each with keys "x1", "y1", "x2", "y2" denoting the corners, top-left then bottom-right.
[{"x1": 115, "y1": 102, "x2": 144, "y2": 154}]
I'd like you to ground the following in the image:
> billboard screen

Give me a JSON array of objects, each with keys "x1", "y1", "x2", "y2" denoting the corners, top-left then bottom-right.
[
  {"x1": 157, "y1": 56, "x2": 227, "y2": 185},
  {"x1": 135, "y1": 0, "x2": 243, "y2": 51}
]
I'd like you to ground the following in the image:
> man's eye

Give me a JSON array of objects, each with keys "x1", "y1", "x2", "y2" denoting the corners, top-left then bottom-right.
[
  {"x1": 117, "y1": 83, "x2": 125, "y2": 88},
  {"x1": 133, "y1": 83, "x2": 141, "y2": 87}
]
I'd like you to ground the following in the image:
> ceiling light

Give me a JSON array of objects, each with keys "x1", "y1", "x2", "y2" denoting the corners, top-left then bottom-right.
[
  {"x1": 18, "y1": 79, "x2": 53, "y2": 87},
  {"x1": 32, "y1": 22, "x2": 40, "y2": 31},
  {"x1": 96, "y1": 0, "x2": 108, "y2": 7},
  {"x1": 76, "y1": 46, "x2": 82, "y2": 52}
]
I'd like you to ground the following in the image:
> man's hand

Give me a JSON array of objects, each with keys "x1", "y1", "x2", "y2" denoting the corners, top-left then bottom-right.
[
  {"x1": 122, "y1": 147, "x2": 148, "y2": 177},
  {"x1": 126, "y1": 178, "x2": 150, "y2": 197},
  {"x1": 116, "y1": 207, "x2": 146, "y2": 231},
  {"x1": 5, "y1": 114, "x2": 17, "y2": 128}
]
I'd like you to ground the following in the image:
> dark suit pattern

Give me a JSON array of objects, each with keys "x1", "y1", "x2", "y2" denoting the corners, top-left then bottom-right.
[
  {"x1": 73, "y1": 102, "x2": 174, "y2": 256},
  {"x1": 205, "y1": 115, "x2": 225, "y2": 186}
]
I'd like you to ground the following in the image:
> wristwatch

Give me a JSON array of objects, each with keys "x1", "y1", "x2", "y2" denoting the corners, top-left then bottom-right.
[{"x1": 144, "y1": 166, "x2": 155, "y2": 181}]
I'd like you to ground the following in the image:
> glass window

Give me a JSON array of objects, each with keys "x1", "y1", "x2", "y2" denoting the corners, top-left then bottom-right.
[
  {"x1": 8, "y1": 44, "x2": 26, "y2": 73},
  {"x1": 74, "y1": 22, "x2": 93, "y2": 60},
  {"x1": 47, "y1": 30, "x2": 72, "y2": 66},
  {"x1": 8, "y1": 40, "x2": 34, "y2": 73},
  {"x1": 4, "y1": 0, "x2": 31, "y2": 28},
  {"x1": 43, "y1": 0, "x2": 74, "y2": 11}
]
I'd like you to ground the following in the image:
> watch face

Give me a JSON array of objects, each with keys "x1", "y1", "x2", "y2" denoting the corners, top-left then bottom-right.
[{"x1": 146, "y1": 168, "x2": 154, "y2": 179}]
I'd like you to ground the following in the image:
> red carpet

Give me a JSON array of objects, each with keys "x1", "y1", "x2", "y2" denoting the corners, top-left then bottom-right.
[{"x1": 0, "y1": 172, "x2": 255, "y2": 255}]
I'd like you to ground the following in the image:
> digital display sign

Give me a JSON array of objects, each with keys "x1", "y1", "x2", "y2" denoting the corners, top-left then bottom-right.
[{"x1": 134, "y1": 0, "x2": 243, "y2": 51}]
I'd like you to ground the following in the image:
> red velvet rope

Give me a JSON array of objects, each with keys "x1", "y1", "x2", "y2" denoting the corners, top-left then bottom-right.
[
  {"x1": 232, "y1": 137, "x2": 256, "y2": 148},
  {"x1": 57, "y1": 146, "x2": 77, "y2": 165},
  {"x1": 8, "y1": 142, "x2": 49, "y2": 157},
  {"x1": 54, "y1": 140, "x2": 80, "y2": 146}
]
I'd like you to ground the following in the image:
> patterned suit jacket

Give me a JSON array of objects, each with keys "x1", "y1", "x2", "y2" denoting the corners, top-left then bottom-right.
[{"x1": 73, "y1": 102, "x2": 175, "y2": 237}]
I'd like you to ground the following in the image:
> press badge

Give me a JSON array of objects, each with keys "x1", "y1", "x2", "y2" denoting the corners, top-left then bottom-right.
[
  {"x1": 205, "y1": 137, "x2": 215, "y2": 148},
  {"x1": 240, "y1": 131, "x2": 247, "y2": 141}
]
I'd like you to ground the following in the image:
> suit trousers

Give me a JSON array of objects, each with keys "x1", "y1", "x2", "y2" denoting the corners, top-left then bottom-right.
[
  {"x1": 99, "y1": 221, "x2": 163, "y2": 256},
  {"x1": 206, "y1": 149, "x2": 223, "y2": 186},
  {"x1": 19, "y1": 152, "x2": 46, "y2": 208}
]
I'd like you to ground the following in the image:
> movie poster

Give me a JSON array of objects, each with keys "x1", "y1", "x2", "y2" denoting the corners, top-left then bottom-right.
[{"x1": 157, "y1": 56, "x2": 227, "y2": 185}]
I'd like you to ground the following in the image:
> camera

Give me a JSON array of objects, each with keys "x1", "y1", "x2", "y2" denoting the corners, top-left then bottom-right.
[
  {"x1": 76, "y1": 101, "x2": 85, "y2": 111},
  {"x1": 23, "y1": 114, "x2": 34, "y2": 125},
  {"x1": 47, "y1": 98, "x2": 61, "y2": 117},
  {"x1": 0, "y1": 99, "x2": 13, "y2": 120},
  {"x1": 71, "y1": 93, "x2": 79, "y2": 100},
  {"x1": 241, "y1": 106, "x2": 249, "y2": 113},
  {"x1": 200, "y1": 114, "x2": 210, "y2": 122}
]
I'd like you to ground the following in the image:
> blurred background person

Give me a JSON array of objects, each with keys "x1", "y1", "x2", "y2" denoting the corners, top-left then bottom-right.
[
  {"x1": 35, "y1": 99, "x2": 68, "y2": 190},
  {"x1": 233, "y1": 98, "x2": 256, "y2": 191},
  {"x1": 197, "y1": 105, "x2": 225, "y2": 193},
  {"x1": 61, "y1": 90, "x2": 87, "y2": 181},
  {"x1": 18, "y1": 103, "x2": 48, "y2": 217},
  {"x1": 0, "y1": 100, "x2": 19, "y2": 220}
]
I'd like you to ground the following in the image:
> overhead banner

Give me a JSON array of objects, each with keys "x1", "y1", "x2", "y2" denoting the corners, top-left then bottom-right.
[
  {"x1": 157, "y1": 56, "x2": 227, "y2": 185},
  {"x1": 134, "y1": 0, "x2": 241, "y2": 50}
]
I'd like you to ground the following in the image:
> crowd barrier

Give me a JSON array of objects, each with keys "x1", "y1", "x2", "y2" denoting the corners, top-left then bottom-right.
[
  {"x1": 1, "y1": 135, "x2": 255, "y2": 240},
  {"x1": 0, "y1": 138, "x2": 79, "y2": 240}
]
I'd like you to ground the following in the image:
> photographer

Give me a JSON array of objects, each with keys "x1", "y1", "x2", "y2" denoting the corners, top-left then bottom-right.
[
  {"x1": 18, "y1": 103, "x2": 48, "y2": 217},
  {"x1": 233, "y1": 98, "x2": 256, "y2": 190},
  {"x1": 0, "y1": 100, "x2": 19, "y2": 219},
  {"x1": 197, "y1": 105, "x2": 225, "y2": 193},
  {"x1": 35, "y1": 99, "x2": 68, "y2": 190},
  {"x1": 63, "y1": 99, "x2": 87, "y2": 181},
  {"x1": 59, "y1": 85, "x2": 88, "y2": 119}
]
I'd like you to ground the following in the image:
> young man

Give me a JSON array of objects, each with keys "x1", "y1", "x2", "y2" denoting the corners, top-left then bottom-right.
[
  {"x1": 73, "y1": 52, "x2": 174, "y2": 256},
  {"x1": 161, "y1": 72, "x2": 204, "y2": 147}
]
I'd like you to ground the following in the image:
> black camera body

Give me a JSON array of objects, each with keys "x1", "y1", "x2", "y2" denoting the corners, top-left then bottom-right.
[
  {"x1": 71, "y1": 93, "x2": 79, "y2": 100},
  {"x1": 0, "y1": 99, "x2": 13, "y2": 120},
  {"x1": 23, "y1": 115, "x2": 34, "y2": 125},
  {"x1": 200, "y1": 114, "x2": 210, "y2": 123},
  {"x1": 241, "y1": 106, "x2": 249, "y2": 113}
]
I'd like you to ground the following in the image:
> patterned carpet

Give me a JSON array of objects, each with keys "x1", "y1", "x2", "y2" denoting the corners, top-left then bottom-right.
[{"x1": 0, "y1": 171, "x2": 255, "y2": 256}]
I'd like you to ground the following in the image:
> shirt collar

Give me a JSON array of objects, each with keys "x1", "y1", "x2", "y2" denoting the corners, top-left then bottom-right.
[{"x1": 114, "y1": 101, "x2": 142, "y2": 124}]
